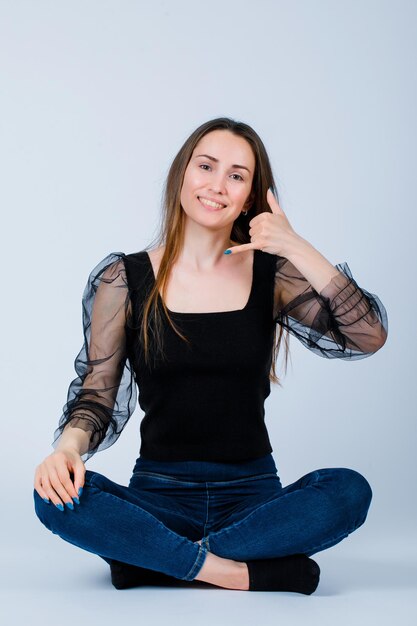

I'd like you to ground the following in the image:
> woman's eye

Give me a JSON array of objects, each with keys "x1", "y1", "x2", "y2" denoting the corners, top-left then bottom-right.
[{"x1": 199, "y1": 164, "x2": 243, "y2": 181}]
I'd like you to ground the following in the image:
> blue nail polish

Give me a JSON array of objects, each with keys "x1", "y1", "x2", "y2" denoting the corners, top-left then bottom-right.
[
  {"x1": 43, "y1": 497, "x2": 50, "y2": 504},
  {"x1": 65, "y1": 501, "x2": 74, "y2": 510},
  {"x1": 73, "y1": 497, "x2": 80, "y2": 505},
  {"x1": 55, "y1": 503, "x2": 64, "y2": 511},
  {"x1": 78, "y1": 487, "x2": 83, "y2": 497},
  {"x1": 224, "y1": 249, "x2": 232, "y2": 255}
]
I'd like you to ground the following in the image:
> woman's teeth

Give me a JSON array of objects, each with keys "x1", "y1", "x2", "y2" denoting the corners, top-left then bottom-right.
[{"x1": 198, "y1": 197, "x2": 225, "y2": 209}]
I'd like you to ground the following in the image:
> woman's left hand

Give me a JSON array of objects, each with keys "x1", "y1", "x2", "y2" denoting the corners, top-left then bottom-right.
[{"x1": 226, "y1": 188, "x2": 300, "y2": 257}]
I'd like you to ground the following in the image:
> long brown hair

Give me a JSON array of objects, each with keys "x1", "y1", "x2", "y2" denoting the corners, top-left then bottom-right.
[{"x1": 140, "y1": 117, "x2": 290, "y2": 386}]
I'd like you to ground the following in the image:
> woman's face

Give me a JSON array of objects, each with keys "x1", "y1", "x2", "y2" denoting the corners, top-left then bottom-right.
[{"x1": 180, "y1": 129, "x2": 255, "y2": 229}]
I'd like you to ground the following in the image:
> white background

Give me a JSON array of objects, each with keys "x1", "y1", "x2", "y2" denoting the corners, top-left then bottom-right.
[{"x1": 1, "y1": 0, "x2": 415, "y2": 624}]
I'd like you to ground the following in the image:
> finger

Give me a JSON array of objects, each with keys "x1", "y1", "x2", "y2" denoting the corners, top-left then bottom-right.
[
  {"x1": 267, "y1": 188, "x2": 285, "y2": 215},
  {"x1": 40, "y1": 474, "x2": 66, "y2": 510},
  {"x1": 34, "y1": 467, "x2": 52, "y2": 503},
  {"x1": 224, "y1": 242, "x2": 258, "y2": 255},
  {"x1": 49, "y1": 466, "x2": 76, "y2": 510},
  {"x1": 72, "y1": 459, "x2": 86, "y2": 501},
  {"x1": 58, "y1": 463, "x2": 81, "y2": 504},
  {"x1": 57, "y1": 462, "x2": 81, "y2": 506}
]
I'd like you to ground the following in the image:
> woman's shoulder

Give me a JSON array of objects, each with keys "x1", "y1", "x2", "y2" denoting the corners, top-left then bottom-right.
[{"x1": 84, "y1": 251, "x2": 145, "y2": 292}]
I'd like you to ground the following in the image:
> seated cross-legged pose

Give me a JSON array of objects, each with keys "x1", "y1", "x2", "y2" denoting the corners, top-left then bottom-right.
[{"x1": 33, "y1": 117, "x2": 388, "y2": 594}]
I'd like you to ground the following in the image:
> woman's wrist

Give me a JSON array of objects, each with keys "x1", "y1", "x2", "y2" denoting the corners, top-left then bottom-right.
[{"x1": 54, "y1": 424, "x2": 91, "y2": 456}]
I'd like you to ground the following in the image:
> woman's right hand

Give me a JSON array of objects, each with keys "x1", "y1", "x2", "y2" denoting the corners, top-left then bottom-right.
[{"x1": 34, "y1": 448, "x2": 85, "y2": 509}]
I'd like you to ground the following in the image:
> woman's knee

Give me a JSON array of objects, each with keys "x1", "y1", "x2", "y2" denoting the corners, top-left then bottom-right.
[
  {"x1": 33, "y1": 469, "x2": 98, "y2": 531},
  {"x1": 333, "y1": 467, "x2": 373, "y2": 518}
]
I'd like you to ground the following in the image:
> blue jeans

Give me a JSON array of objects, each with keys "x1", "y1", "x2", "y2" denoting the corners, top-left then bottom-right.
[{"x1": 33, "y1": 453, "x2": 372, "y2": 582}]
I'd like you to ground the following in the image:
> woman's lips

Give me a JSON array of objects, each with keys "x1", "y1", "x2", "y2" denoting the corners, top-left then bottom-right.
[{"x1": 198, "y1": 197, "x2": 225, "y2": 211}]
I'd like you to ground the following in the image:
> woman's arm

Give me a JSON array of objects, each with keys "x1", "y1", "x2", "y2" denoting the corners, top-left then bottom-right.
[
  {"x1": 52, "y1": 253, "x2": 137, "y2": 462},
  {"x1": 54, "y1": 423, "x2": 92, "y2": 457},
  {"x1": 279, "y1": 234, "x2": 387, "y2": 350},
  {"x1": 226, "y1": 189, "x2": 388, "y2": 359},
  {"x1": 34, "y1": 254, "x2": 135, "y2": 507},
  {"x1": 273, "y1": 235, "x2": 388, "y2": 359},
  {"x1": 283, "y1": 234, "x2": 344, "y2": 294}
]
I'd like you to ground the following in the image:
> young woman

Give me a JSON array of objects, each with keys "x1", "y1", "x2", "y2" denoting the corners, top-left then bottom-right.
[{"x1": 33, "y1": 117, "x2": 388, "y2": 594}]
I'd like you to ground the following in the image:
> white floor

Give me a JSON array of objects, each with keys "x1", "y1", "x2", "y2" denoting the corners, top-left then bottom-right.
[{"x1": 2, "y1": 523, "x2": 416, "y2": 626}]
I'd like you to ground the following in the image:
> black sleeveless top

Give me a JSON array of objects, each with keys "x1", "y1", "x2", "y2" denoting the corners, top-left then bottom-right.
[
  {"x1": 51, "y1": 248, "x2": 388, "y2": 462},
  {"x1": 123, "y1": 249, "x2": 276, "y2": 462}
]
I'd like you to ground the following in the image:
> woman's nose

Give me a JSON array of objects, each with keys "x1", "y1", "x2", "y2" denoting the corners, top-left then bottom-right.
[{"x1": 209, "y1": 178, "x2": 227, "y2": 195}]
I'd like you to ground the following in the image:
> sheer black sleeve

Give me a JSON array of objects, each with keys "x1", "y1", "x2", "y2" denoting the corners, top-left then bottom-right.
[
  {"x1": 51, "y1": 253, "x2": 137, "y2": 462},
  {"x1": 273, "y1": 256, "x2": 388, "y2": 359}
]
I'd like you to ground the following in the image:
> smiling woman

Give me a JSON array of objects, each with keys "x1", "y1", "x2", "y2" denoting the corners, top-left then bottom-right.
[{"x1": 34, "y1": 116, "x2": 387, "y2": 595}]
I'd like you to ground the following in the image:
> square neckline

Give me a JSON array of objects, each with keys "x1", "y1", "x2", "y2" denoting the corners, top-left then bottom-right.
[{"x1": 143, "y1": 248, "x2": 258, "y2": 316}]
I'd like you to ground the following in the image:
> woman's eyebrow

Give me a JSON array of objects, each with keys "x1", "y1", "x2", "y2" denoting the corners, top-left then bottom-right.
[{"x1": 195, "y1": 154, "x2": 251, "y2": 174}]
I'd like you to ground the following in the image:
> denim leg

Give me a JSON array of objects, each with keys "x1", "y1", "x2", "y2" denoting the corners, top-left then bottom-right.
[
  {"x1": 33, "y1": 469, "x2": 208, "y2": 581},
  {"x1": 203, "y1": 467, "x2": 373, "y2": 560}
]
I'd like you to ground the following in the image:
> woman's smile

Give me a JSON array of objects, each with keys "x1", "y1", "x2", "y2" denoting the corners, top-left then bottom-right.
[{"x1": 198, "y1": 196, "x2": 226, "y2": 211}]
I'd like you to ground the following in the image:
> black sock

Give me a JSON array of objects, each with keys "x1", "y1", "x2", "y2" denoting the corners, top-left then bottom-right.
[
  {"x1": 110, "y1": 559, "x2": 183, "y2": 589},
  {"x1": 246, "y1": 553, "x2": 320, "y2": 594},
  {"x1": 110, "y1": 554, "x2": 320, "y2": 594}
]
